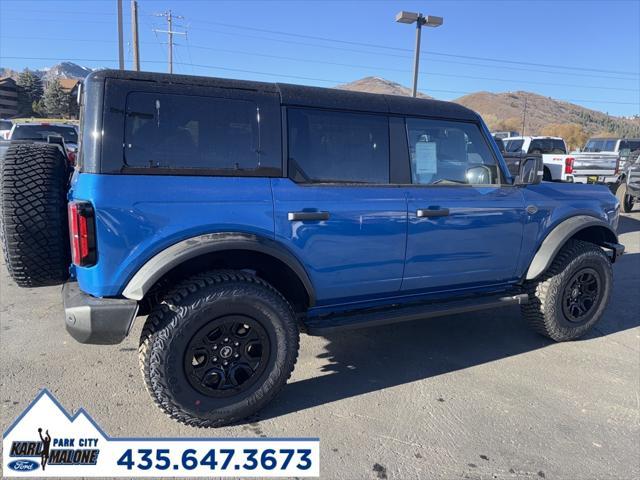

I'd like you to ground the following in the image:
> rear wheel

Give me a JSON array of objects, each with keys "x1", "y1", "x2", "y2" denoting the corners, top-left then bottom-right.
[
  {"x1": 0, "y1": 143, "x2": 70, "y2": 287},
  {"x1": 521, "y1": 240, "x2": 612, "y2": 341},
  {"x1": 616, "y1": 182, "x2": 634, "y2": 213},
  {"x1": 139, "y1": 270, "x2": 299, "y2": 427}
]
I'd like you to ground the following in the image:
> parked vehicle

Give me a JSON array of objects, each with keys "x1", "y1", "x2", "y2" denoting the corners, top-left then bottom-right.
[
  {"x1": 0, "y1": 70, "x2": 624, "y2": 427},
  {"x1": 7, "y1": 122, "x2": 79, "y2": 164},
  {"x1": 492, "y1": 134, "x2": 506, "y2": 153},
  {"x1": 502, "y1": 135, "x2": 622, "y2": 184},
  {"x1": 615, "y1": 149, "x2": 640, "y2": 213},
  {"x1": 0, "y1": 119, "x2": 12, "y2": 139},
  {"x1": 492, "y1": 130, "x2": 519, "y2": 140}
]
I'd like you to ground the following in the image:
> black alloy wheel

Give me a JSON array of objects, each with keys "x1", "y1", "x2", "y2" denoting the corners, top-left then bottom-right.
[{"x1": 185, "y1": 316, "x2": 270, "y2": 397}]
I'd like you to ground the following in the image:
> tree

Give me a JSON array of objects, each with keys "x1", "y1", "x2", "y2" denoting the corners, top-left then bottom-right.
[
  {"x1": 540, "y1": 123, "x2": 589, "y2": 151},
  {"x1": 16, "y1": 69, "x2": 44, "y2": 116},
  {"x1": 42, "y1": 79, "x2": 69, "y2": 117}
]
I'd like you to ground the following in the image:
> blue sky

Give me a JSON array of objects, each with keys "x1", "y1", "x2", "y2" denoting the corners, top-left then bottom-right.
[{"x1": 1, "y1": 0, "x2": 638, "y2": 116}]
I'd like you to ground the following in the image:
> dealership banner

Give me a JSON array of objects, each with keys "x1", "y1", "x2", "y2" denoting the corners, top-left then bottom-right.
[{"x1": 2, "y1": 390, "x2": 319, "y2": 477}]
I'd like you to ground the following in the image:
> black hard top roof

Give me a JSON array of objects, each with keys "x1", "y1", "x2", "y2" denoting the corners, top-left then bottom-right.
[{"x1": 88, "y1": 69, "x2": 479, "y2": 121}]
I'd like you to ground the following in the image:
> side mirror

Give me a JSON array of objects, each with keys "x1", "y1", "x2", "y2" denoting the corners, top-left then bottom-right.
[
  {"x1": 465, "y1": 165, "x2": 493, "y2": 184},
  {"x1": 515, "y1": 156, "x2": 543, "y2": 185}
]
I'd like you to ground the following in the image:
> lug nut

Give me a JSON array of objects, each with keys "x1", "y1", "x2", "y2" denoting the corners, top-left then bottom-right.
[
  {"x1": 212, "y1": 357, "x2": 218, "y2": 362},
  {"x1": 234, "y1": 353, "x2": 240, "y2": 358},
  {"x1": 223, "y1": 361, "x2": 228, "y2": 366},
  {"x1": 213, "y1": 345, "x2": 218, "y2": 350},
  {"x1": 234, "y1": 341, "x2": 239, "y2": 347},
  {"x1": 224, "y1": 337, "x2": 229, "y2": 343}
]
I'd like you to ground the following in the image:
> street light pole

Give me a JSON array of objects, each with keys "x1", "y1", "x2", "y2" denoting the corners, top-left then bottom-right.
[
  {"x1": 411, "y1": 18, "x2": 422, "y2": 98},
  {"x1": 396, "y1": 11, "x2": 443, "y2": 97}
]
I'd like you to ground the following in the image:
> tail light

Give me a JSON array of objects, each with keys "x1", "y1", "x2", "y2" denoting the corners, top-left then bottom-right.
[
  {"x1": 564, "y1": 157, "x2": 574, "y2": 175},
  {"x1": 68, "y1": 201, "x2": 96, "y2": 266},
  {"x1": 614, "y1": 158, "x2": 620, "y2": 175},
  {"x1": 67, "y1": 150, "x2": 76, "y2": 166}
]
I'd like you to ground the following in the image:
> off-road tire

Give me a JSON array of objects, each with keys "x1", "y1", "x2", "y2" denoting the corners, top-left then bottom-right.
[
  {"x1": 616, "y1": 182, "x2": 634, "y2": 213},
  {"x1": 521, "y1": 240, "x2": 612, "y2": 342},
  {"x1": 0, "y1": 143, "x2": 70, "y2": 287},
  {"x1": 139, "y1": 270, "x2": 299, "y2": 427}
]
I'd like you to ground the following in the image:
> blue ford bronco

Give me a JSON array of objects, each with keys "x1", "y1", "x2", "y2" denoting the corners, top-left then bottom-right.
[{"x1": 0, "y1": 70, "x2": 624, "y2": 427}]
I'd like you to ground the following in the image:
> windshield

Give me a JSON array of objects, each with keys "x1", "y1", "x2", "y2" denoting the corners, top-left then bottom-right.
[{"x1": 11, "y1": 125, "x2": 78, "y2": 144}]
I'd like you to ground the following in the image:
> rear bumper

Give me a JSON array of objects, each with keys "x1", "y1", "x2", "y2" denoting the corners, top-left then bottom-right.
[{"x1": 63, "y1": 282, "x2": 138, "y2": 345}]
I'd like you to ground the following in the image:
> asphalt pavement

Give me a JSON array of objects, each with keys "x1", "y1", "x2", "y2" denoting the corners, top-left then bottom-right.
[{"x1": 1, "y1": 212, "x2": 639, "y2": 480}]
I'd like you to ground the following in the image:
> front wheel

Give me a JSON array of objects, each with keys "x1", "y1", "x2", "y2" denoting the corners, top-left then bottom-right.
[
  {"x1": 521, "y1": 240, "x2": 612, "y2": 341},
  {"x1": 616, "y1": 182, "x2": 635, "y2": 213},
  {"x1": 139, "y1": 270, "x2": 299, "y2": 427}
]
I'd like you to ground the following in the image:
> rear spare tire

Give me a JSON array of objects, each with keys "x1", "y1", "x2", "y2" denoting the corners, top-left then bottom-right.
[{"x1": 0, "y1": 143, "x2": 70, "y2": 287}]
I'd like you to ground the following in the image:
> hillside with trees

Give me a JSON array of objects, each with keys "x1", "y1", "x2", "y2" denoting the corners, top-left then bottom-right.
[{"x1": 337, "y1": 78, "x2": 640, "y2": 146}]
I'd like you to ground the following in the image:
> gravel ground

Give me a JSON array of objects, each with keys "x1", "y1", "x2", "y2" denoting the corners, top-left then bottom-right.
[{"x1": 1, "y1": 211, "x2": 639, "y2": 480}]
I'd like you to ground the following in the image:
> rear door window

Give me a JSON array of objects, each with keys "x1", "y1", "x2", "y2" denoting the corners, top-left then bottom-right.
[
  {"x1": 405, "y1": 117, "x2": 500, "y2": 185},
  {"x1": 287, "y1": 108, "x2": 389, "y2": 184},
  {"x1": 124, "y1": 92, "x2": 263, "y2": 172}
]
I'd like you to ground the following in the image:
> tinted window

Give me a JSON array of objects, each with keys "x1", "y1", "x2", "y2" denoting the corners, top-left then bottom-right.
[
  {"x1": 0, "y1": 120, "x2": 12, "y2": 130},
  {"x1": 406, "y1": 118, "x2": 499, "y2": 185},
  {"x1": 529, "y1": 138, "x2": 566, "y2": 154},
  {"x1": 288, "y1": 108, "x2": 389, "y2": 183},
  {"x1": 124, "y1": 92, "x2": 262, "y2": 171},
  {"x1": 12, "y1": 124, "x2": 77, "y2": 143},
  {"x1": 584, "y1": 139, "x2": 616, "y2": 152},
  {"x1": 620, "y1": 140, "x2": 640, "y2": 152},
  {"x1": 505, "y1": 139, "x2": 524, "y2": 153}
]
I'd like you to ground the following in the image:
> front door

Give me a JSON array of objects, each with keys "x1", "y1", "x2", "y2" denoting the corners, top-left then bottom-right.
[{"x1": 401, "y1": 117, "x2": 526, "y2": 293}]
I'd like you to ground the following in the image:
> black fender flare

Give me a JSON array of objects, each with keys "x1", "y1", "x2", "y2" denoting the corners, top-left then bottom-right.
[
  {"x1": 525, "y1": 215, "x2": 619, "y2": 281},
  {"x1": 121, "y1": 232, "x2": 316, "y2": 305}
]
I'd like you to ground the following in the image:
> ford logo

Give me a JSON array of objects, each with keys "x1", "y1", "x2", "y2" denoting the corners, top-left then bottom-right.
[{"x1": 8, "y1": 459, "x2": 39, "y2": 471}]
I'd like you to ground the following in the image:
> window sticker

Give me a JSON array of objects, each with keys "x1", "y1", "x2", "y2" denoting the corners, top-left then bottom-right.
[{"x1": 415, "y1": 141, "x2": 438, "y2": 175}]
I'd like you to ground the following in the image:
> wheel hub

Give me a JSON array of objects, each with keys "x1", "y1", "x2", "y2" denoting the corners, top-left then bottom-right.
[
  {"x1": 562, "y1": 268, "x2": 601, "y2": 323},
  {"x1": 184, "y1": 315, "x2": 270, "y2": 397}
]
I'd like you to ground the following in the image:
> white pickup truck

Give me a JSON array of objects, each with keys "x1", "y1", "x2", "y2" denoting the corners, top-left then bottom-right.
[{"x1": 503, "y1": 136, "x2": 625, "y2": 185}]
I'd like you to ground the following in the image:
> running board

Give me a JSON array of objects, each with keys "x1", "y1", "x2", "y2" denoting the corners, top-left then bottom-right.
[{"x1": 305, "y1": 292, "x2": 529, "y2": 335}]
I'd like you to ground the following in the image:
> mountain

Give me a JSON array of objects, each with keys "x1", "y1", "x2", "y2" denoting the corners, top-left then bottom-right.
[
  {"x1": 335, "y1": 77, "x2": 639, "y2": 138},
  {"x1": 1, "y1": 62, "x2": 94, "y2": 81},
  {"x1": 454, "y1": 90, "x2": 640, "y2": 137},
  {"x1": 40, "y1": 62, "x2": 94, "y2": 81},
  {"x1": 337, "y1": 76, "x2": 432, "y2": 99}
]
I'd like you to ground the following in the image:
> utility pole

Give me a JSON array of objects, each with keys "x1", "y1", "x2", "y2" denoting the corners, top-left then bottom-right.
[
  {"x1": 131, "y1": 0, "x2": 140, "y2": 71},
  {"x1": 117, "y1": 0, "x2": 124, "y2": 70},
  {"x1": 521, "y1": 96, "x2": 528, "y2": 136},
  {"x1": 153, "y1": 10, "x2": 186, "y2": 74}
]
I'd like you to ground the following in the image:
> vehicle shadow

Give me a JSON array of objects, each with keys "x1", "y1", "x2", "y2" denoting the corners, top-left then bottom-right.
[
  {"x1": 617, "y1": 213, "x2": 640, "y2": 235},
  {"x1": 258, "y1": 253, "x2": 639, "y2": 422}
]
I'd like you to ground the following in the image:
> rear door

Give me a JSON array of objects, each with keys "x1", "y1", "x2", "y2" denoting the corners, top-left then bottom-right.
[
  {"x1": 400, "y1": 117, "x2": 526, "y2": 293},
  {"x1": 271, "y1": 108, "x2": 408, "y2": 304}
]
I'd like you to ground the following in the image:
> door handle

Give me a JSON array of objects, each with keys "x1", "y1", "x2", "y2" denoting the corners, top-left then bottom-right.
[
  {"x1": 288, "y1": 211, "x2": 330, "y2": 221},
  {"x1": 416, "y1": 208, "x2": 450, "y2": 218}
]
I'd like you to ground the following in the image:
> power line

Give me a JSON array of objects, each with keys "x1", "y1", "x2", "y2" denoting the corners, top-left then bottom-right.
[
  {"x1": 185, "y1": 20, "x2": 640, "y2": 77},
  {"x1": 180, "y1": 43, "x2": 638, "y2": 92},
  {"x1": 4, "y1": 56, "x2": 637, "y2": 107},
  {"x1": 2, "y1": 8, "x2": 638, "y2": 77}
]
